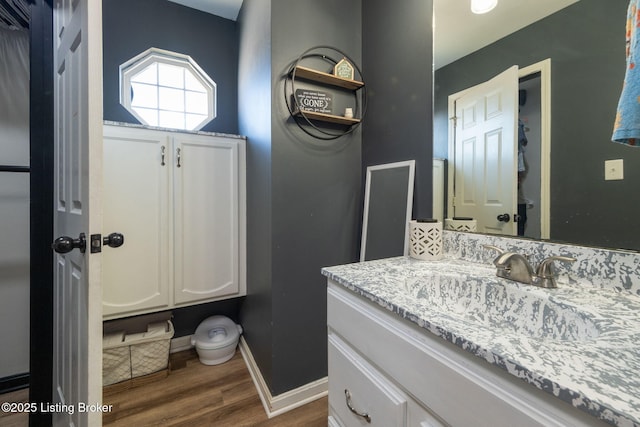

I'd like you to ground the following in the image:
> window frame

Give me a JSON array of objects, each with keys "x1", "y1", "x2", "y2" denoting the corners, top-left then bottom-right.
[{"x1": 119, "y1": 47, "x2": 217, "y2": 131}]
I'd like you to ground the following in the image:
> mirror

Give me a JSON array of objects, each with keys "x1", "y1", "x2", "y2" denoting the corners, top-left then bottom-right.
[
  {"x1": 361, "y1": 161, "x2": 415, "y2": 261},
  {"x1": 433, "y1": 0, "x2": 640, "y2": 251}
]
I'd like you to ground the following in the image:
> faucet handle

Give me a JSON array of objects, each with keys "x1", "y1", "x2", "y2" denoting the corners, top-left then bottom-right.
[
  {"x1": 482, "y1": 245, "x2": 504, "y2": 266},
  {"x1": 536, "y1": 256, "x2": 576, "y2": 277},
  {"x1": 482, "y1": 244, "x2": 504, "y2": 254}
]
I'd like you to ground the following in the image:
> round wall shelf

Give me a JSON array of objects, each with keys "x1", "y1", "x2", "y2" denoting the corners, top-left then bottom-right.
[{"x1": 284, "y1": 46, "x2": 366, "y2": 140}]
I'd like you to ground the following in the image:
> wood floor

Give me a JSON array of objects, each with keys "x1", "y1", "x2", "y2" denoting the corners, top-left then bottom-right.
[
  {"x1": 0, "y1": 387, "x2": 28, "y2": 427},
  {"x1": 0, "y1": 349, "x2": 328, "y2": 427},
  {"x1": 103, "y1": 349, "x2": 328, "y2": 426}
]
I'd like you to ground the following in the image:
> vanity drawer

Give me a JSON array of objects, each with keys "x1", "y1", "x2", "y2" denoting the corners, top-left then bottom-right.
[{"x1": 328, "y1": 333, "x2": 407, "y2": 427}]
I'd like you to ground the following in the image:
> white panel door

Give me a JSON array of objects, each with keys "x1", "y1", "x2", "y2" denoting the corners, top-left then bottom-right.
[
  {"x1": 52, "y1": 0, "x2": 103, "y2": 426},
  {"x1": 102, "y1": 126, "x2": 170, "y2": 318},
  {"x1": 453, "y1": 66, "x2": 518, "y2": 235},
  {"x1": 173, "y1": 135, "x2": 240, "y2": 304}
]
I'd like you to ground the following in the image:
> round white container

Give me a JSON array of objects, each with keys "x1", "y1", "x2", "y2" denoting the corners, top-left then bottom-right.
[
  {"x1": 409, "y1": 219, "x2": 443, "y2": 261},
  {"x1": 444, "y1": 217, "x2": 477, "y2": 232}
]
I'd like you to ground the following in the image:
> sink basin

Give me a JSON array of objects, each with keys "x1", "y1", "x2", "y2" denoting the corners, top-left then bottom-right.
[{"x1": 402, "y1": 274, "x2": 600, "y2": 341}]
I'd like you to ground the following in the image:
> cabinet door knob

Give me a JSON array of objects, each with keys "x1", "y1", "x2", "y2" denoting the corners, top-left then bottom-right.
[{"x1": 344, "y1": 389, "x2": 371, "y2": 423}]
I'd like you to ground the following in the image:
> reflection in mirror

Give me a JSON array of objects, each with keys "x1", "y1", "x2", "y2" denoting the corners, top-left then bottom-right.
[
  {"x1": 361, "y1": 161, "x2": 415, "y2": 262},
  {"x1": 447, "y1": 65, "x2": 522, "y2": 237},
  {"x1": 446, "y1": 61, "x2": 550, "y2": 241},
  {"x1": 434, "y1": 0, "x2": 640, "y2": 251}
]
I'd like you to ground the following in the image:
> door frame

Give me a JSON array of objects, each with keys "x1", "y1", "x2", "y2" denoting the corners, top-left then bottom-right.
[
  {"x1": 29, "y1": 0, "x2": 55, "y2": 425},
  {"x1": 446, "y1": 59, "x2": 551, "y2": 239}
]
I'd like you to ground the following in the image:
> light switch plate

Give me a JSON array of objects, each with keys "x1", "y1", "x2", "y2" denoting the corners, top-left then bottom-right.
[{"x1": 605, "y1": 159, "x2": 624, "y2": 181}]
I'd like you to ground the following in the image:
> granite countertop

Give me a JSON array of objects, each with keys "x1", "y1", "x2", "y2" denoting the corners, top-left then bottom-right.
[
  {"x1": 103, "y1": 120, "x2": 246, "y2": 140},
  {"x1": 322, "y1": 256, "x2": 640, "y2": 427}
]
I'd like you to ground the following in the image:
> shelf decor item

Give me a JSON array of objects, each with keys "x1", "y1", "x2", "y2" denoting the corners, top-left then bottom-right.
[
  {"x1": 334, "y1": 57, "x2": 355, "y2": 80},
  {"x1": 285, "y1": 45, "x2": 366, "y2": 140},
  {"x1": 295, "y1": 89, "x2": 333, "y2": 114}
]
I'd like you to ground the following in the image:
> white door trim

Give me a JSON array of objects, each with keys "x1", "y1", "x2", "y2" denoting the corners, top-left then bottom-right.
[{"x1": 519, "y1": 59, "x2": 551, "y2": 239}]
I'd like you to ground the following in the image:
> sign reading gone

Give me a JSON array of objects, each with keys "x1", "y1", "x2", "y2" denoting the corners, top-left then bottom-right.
[{"x1": 295, "y1": 89, "x2": 333, "y2": 114}]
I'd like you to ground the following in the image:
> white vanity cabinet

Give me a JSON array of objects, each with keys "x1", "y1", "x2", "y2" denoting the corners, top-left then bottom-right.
[
  {"x1": 102, "y1": 124, "x2": 246, "y2": 319},
  {"x1": 326, "y1": 280, "x2": 609, "y2": 427}
]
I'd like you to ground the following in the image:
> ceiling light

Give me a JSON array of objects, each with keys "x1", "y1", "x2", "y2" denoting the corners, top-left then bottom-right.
[{"x1": 471, "y1": 0, "x2": 497, "y2": 14}]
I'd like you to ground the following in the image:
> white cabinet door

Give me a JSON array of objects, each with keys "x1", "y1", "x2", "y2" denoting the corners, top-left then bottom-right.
[
  {"x1": 102, "y1": 125, "x2": 171, "y2": 317},
  {"x1": 173, "y1": 134, "x2": 241, "y2": 304}
]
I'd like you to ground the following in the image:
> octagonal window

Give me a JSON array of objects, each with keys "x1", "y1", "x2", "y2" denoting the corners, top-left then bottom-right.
[{"x1": 120, "y1": 48, "x2": 216, "y2": 131}]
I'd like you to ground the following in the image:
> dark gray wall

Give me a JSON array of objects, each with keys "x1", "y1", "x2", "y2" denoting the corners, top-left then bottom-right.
[
  {"x1": 434, "y1": 0, "x2": 640, "y2": 250},
  {"x1": 238, "y1": 0, "x2": 362, "y2": 396},
  {"x1": 102, "y1": 0, "x2": 239, "y2": 134},
  {"x1": 362, "y1": 0, "x2": 434, "y2": 220},
  {"x1": 237, "y1": 0, "x2": 274, "y2": 391},
  {"x1": 270, "y1": 0, "x2": 362, "y2": 394}
]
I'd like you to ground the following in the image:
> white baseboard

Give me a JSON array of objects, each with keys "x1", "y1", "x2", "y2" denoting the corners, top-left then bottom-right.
[
  {"x1": 238, "y1": 336, "x2": 328, "y2": 418},
  {"x1": 170, "y1": 335, "x2": 194, "y2": 353}
]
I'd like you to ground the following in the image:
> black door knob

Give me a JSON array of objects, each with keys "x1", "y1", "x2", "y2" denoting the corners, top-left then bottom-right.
[
  {"x1": 103, "y1": 232, "x2": 125, "y2": 248},
  {"x1": 497, "y1": 213, "x2": 511, "y2": 223},
  {"x1": 52, "y1": 233, "x2": 86, "y2": 254}
]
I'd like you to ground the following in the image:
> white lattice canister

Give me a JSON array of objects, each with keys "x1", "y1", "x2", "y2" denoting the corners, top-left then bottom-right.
[
  {"x1": 444, "y1": 217, "x2": 477, "y2": 232},
  {"x1": 409, "y1": 220, "x2": 443, "y2": 260}
]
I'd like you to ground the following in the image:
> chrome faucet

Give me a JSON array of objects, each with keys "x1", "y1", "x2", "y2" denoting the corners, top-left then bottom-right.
[
  {"x1": 483, "y1": 245, "x2": 576, "y2": 288},
  {"x1": 494, "y1": 252, "x2": 536, "y2": 284}
]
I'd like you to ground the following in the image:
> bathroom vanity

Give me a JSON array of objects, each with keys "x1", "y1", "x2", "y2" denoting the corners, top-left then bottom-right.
[{"x1": 323, "y1": 231, "x2": 640, "y2": 427}]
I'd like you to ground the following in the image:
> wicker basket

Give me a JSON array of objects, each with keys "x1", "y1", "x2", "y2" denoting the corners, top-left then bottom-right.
[{"x1": 103, "y1": 320, "x2": 174, "y2": 386}]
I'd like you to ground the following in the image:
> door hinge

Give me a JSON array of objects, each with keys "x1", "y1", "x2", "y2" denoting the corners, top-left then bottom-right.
[{"x1": 90, "y1": 234, "x2": 102, "y2": 253}]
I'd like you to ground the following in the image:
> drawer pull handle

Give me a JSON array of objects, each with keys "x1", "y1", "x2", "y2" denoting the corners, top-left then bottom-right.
[{"x1": 344, "y1": 389, "x2": 371, "y2": 423}]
